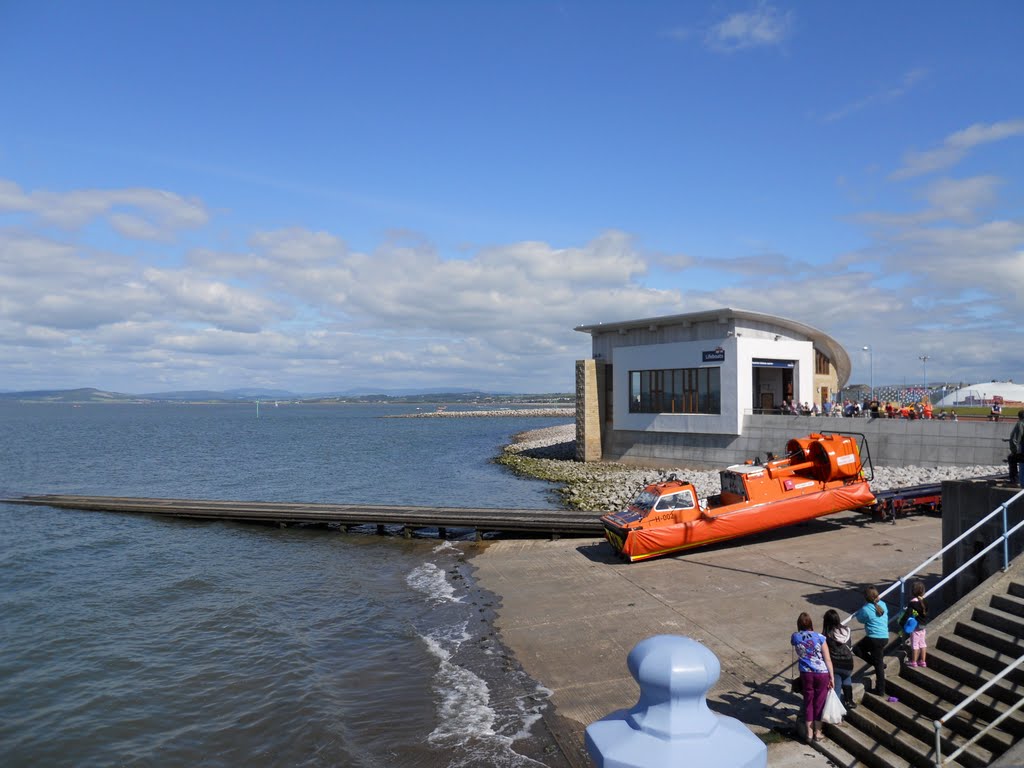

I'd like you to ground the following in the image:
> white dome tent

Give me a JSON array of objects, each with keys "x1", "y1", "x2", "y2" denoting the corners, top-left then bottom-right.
[{"x1": 935, "y1": 381, "x2": 1024, "y2": 407}]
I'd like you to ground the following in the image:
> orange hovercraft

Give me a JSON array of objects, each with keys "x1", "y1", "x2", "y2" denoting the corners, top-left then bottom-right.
[{"x1": 601, "y1": 432, "x2": 875, "y2": 562}]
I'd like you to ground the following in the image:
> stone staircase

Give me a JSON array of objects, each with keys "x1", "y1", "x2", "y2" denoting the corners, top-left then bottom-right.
[{"x1": 818, "y1": 561, "x2": 1024, "y2": 767}]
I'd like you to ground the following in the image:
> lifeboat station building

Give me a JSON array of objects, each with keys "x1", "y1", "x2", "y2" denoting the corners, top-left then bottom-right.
[{"x1": 574, "y1": 308, "x2": 850, "y2": 467}]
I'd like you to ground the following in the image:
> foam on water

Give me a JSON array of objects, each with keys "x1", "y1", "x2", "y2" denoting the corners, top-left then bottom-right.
[
  {"x1": 406, "y1": 561, "x2": 464, "y2": 603},
  {"x1": 420, "y1": 627, "x2": 547, "y2": 768},
  {"x1": 408, "y1": 551, "x2": 555, "y2": 768}
]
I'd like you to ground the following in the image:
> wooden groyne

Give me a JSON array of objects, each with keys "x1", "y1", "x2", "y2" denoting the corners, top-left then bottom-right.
[{"x1": 5, "y1": 494, "x2": 604, "y2": 539}]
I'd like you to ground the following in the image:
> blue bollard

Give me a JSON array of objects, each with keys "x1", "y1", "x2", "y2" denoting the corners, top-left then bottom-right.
[{"x1": 585, "y1": 635, "x2": 767, "y2": 768}]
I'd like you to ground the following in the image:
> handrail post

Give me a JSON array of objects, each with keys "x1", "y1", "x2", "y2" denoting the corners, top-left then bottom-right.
[
  {"x1": 898, "y1": 577, "x2": 906, "y2": 613},
  {"x1": 1002, "y1": 503, "x2": 1009, "y2": 571},
  {"x1": 933, "y1": 719, "x2": 943, "y2": 768}
]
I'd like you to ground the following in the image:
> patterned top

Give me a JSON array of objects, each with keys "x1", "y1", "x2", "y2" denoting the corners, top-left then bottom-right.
[{"x1": 791, "y1": 630, "x2": 829, "y2": 673}]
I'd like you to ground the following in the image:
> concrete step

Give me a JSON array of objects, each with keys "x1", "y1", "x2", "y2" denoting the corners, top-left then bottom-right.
[
  {"x1": 924, "y1": 648, "x2": 1024, "y2": 708},
  {"x1": 955, "y1": 616, "x2": 1024, "y2": 659},
  {"x1": 891, "y1": 662, "x2": 1024, "y2": 739},
  {"x1": 834, "y1": 694, "x2": 945, "y2": 768},
  {"x1": 821, "y1": 705, "x2": 915, "y2": 768},
  {"x1": 990, "y1": 591, "x2": 1024, "y2": 618},
  {"x1": 806, "y1": 734, "x2": 862, "y2": 768},
  {"x1": 970, "y1": 603, "x2": 1024, "y2": 638},
  {"x1": 935, "y1": 632, "x2": 1024, "y2": 686},
  {"x1": 887, "y1": 667, "x2": 1016, "y2": 756},
  {"x1": 857, "y1": 687, "x2": 995, "y2": 768},
  {"x1": 1006, "y1": 580, "x2": 1024, "y2": 600}
]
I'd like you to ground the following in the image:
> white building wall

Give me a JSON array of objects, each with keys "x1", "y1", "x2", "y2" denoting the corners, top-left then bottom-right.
[{"x1": 611, "y1": 335, "x2": 814, "y2": 436}]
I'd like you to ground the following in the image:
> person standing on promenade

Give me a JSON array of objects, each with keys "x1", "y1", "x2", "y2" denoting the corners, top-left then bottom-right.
[
  {"x1": 823, "y1": 609, "x2": 856, "y2": 711},
  {"x1": 792, "y1": 612, "x2": 835, "y2": 742},
  {"x1": 1009, "y1": 410, "x2": 1024, "y2": 487},
  {"x1": 853, "y1": 586, "x2": 892, "y2": 699}
]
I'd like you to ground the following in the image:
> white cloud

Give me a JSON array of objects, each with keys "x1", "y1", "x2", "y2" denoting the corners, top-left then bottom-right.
[
  {"x1": 855, "y1": 175, "x2": 1002, "y2": 228},
  {"x1": 823, "y1": 68, "x2": 928, "y2": 123},
  {"x1": 0, "y1": 180, "x2": 209, "y2": 239},
  {"x1": 891, "y1": 119, "x2": 1024, "y2": 180},
  {"x1": 0, "y1": 187, "x2": 684, "y2": 391},
  {"x1": 704, "y1": 3, "x2": 794, "y2": 53},
  {"x1": 923, "y1": 176, "x2": 1000, "y2": 221},
  {"x1": 1, "y1": 156, "x2": 1020, "y2": 394}
]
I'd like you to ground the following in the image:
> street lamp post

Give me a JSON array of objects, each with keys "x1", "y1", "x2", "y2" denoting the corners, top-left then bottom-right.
[
  {"x1": 862, "y1": 345, "x2": 874, "y2": 401},
  {"x1": 919, "y1": 355, "x2": 930, "y2": 393}
]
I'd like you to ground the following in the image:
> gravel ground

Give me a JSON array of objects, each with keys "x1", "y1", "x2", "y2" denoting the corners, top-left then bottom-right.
[{"x1": 499, "y1": 423, "x2": 1004, "y2": 513}]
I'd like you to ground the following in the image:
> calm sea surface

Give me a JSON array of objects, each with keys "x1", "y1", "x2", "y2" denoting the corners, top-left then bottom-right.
[{"x1": 0, "y1": 403, "x2": 572, "y2": 767}]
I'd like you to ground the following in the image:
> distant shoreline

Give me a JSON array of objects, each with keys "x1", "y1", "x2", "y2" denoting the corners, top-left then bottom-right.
[{"x1": 386, "y1": 407, "x2": 575, "y2": 418}]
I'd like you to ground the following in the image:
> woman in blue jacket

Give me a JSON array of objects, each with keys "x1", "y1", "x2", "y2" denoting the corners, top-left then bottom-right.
[{"x1": 854, "y1": 586, "x2": 891, "y2": 698}]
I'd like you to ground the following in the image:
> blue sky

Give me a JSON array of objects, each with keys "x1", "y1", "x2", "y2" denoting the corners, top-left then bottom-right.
[{"x1": 1, "y1": 1, "x2": 1021, "y2": 394}]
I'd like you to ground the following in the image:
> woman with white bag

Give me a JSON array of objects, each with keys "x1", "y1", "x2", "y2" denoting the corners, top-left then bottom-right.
[{"x1": 791, "y1": 612, "x2": 835, "y2": 742}]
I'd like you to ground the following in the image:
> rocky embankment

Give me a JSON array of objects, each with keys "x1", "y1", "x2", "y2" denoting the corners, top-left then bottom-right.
[{"x1": 498, "y1": 423, "x2": 1005, "y2": 513}]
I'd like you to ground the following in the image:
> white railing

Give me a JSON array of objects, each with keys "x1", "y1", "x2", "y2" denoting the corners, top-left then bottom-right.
[
  {"x1": 838, "y1": 488, "x2": 1023, "y2": 766},
  {"x1": 932, "y1": 654, "x2": 1024, "y2": 767},
  {"x1": 842, "y1": 488, "x2": 1024, "y2": 625}
]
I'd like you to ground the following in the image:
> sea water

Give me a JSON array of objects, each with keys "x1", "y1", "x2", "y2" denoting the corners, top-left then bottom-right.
[{"x1": 0, "y1": 403, "x2": 572, "y2": 767}]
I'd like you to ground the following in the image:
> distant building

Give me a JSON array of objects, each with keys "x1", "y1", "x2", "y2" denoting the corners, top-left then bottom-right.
[
  {"x1": 935, "y1": 381, "x2": 1024, "y2": 407},
  {"x1": 574, "y1": 308, "x2": 850, "y2": 463}
]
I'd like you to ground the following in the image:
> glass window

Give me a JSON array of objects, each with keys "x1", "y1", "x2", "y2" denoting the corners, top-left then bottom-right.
[{"x1": 628, "y1": 367, "x2": 722, "y2": 414}]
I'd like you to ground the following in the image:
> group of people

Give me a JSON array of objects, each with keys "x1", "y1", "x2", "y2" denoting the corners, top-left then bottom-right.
[
  {"x1": 790, "y1": 582, "x2": 929, "y2": 742},
  {"x1": 780, "y1": 397, "x2": 968, "y2": 421}
]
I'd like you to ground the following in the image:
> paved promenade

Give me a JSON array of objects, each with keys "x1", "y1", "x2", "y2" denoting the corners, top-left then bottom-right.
[{"x1": 472, "y1": 508, "x2": 946, "y2": 766}]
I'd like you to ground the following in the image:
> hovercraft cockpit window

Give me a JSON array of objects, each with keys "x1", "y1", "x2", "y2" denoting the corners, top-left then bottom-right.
[
  {"x1": 628, "y1": 490, "x2": 658, "y2": 512},
  {"x1": 655, "y1": 490, "x2": 695, "y2": 511}
]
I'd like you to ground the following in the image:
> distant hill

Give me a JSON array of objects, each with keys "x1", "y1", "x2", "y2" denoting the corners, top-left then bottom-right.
[
  {"x1": 333, "y1": 387, "x2": 483, "y2": 397},
  {"x1": 0, "y1": 387, "x2": 135, "y2": 403},
  {"x1": 0, "y1": 387, "x2": 574, "y2": 404},
  {"x1": 139, "y1": 390, "x2": 259, "y2": 401},
  {"x1": 0, "y1": 387, "x2": 255, "y2": 403}
]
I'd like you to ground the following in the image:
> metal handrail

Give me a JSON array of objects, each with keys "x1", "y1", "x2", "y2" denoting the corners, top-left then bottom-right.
[
  {"x1": 933, "y1": 654, "x2": 1024, "y2": 767},
  {"x1": 842, "y1": 488, "x2": 1024, "y2": 628},
  {"x1": 835, "y1": 487, "x2": 1023, "y2": 766}
]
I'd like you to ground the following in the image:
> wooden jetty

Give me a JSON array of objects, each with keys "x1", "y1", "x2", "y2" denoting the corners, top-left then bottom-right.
[{"x1": 5, "y1": 494, "x2": 605, "y2": 539}]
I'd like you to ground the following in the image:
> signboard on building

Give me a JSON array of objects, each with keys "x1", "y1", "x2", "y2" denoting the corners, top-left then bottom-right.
[
  {"x1": 752, "y1": 358, "x2": 795, "y2": 368},
  {"x1": 702, "y1": 347, "x2": 726, "y2": 362}
]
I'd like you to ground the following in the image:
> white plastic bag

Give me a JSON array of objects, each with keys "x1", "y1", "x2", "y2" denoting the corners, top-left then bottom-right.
[{"x1": 822, "y1": 687, "x2": 847, "y2": 724}]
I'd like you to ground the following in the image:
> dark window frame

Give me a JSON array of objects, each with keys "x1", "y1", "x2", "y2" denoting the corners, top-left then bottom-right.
[
  {"x1": 815, "y1": 350, "x2": 830, "y2": 375},
  {"x1": 629, "y1": 367, "x2": 721, "y2": 415}
]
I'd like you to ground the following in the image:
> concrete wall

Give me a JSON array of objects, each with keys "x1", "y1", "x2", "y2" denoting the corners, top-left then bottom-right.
[
  {"x1": 600, "y1": 413, "x2": 1018, "y2": 469},
  {"x1": 940, "y1": 481, "x2": 1024, "y2": 605}
]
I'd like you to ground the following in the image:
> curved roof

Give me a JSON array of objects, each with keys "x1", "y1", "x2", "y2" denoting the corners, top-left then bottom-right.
[
  {"x1": 575, "y1": 307, "x2": 853, "y2": 387},
  {"x1": 935, "y1": 381, "x2": 1024, "y2": 407}
]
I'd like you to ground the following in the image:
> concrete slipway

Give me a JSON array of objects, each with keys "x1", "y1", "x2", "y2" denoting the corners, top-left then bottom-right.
[{"x1": 471, "y1": 508, "x2": 950, "y2": 767}]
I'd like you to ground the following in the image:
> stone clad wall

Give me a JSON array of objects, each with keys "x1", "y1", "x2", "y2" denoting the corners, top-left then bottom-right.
[
  {"x1": 575, "y1": 359, "x2": 605, "y2": 462},
  {"x1": 599, "y1": 414, "x2": 1016, "y2": 469}
]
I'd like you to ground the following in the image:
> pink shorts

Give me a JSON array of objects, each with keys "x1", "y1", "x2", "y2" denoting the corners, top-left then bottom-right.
[{"x1": 911, "y1": 628, "x2": 927, "y2": 650}]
